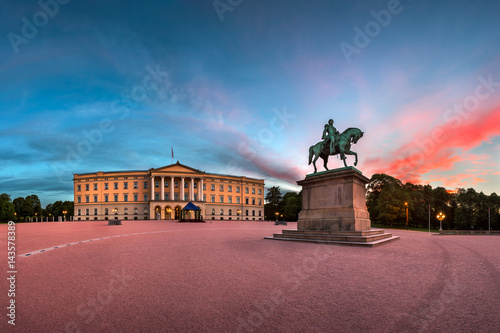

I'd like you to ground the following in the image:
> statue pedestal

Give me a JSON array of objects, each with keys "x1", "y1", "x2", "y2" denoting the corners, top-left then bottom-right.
[
  {"x1": 265, "y1": 167, "x2": 399, "y2": 247},
  {"x1": 297, "y1": 167, "x2": 371, "y2": 231}
]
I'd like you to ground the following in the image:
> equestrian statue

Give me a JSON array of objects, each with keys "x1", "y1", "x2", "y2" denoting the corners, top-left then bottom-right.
[{"x1": 308, "y1": 119, "x2": 364, "y2": 173}]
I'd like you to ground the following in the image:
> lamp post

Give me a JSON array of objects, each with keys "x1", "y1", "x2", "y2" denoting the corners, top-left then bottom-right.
[
  {"x1": 35, "y1": 212, "x2": 38, "y2": 222},
  {"x1": 14, "y1": 212, "x2": 17, "y2": 221},
  {"x1": 166, "y1": 207, "x2": 172, "y2": 220},
  {"x1": 62, "y1": 210, "x2": 67, "y2": 222},
  {"x1": 405, "y1": 202, "x2": 408, "y2": 230},
  {"x1": 275, "y1": 212, "x2": 279, "y2": 222},
  {"x1": 437, "y1": 212, "x2": 445, "y2": 232}
]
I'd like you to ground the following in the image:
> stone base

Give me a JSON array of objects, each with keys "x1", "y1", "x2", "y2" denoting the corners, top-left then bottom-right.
[
  {"x1": 265, "y1": 229, "x2": 400, "y2": 247},
  {"x1": 265, "y1": 167, "x2": 399, "y2": 247}
]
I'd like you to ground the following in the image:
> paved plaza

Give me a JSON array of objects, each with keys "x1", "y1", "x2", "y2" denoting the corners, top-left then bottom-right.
[{"x1": 2, "y1": 221, "x2": 500, "y2": 332}]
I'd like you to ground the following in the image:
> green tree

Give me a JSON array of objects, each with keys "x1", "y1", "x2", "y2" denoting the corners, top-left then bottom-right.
[
  {"x1": 264, "y1": 186, "x2": 282, "y2": 220},
  {"x1": 282, "y1": 191, "x2": 302, "y2": 221},
  {"x1": 0, "y1": 193, "x2": 16, "y2": 222}
]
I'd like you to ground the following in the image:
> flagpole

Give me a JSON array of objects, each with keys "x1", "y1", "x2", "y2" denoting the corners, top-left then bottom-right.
[{"x1": 171, "y1": 146, "x2": 174, "y2": 165}]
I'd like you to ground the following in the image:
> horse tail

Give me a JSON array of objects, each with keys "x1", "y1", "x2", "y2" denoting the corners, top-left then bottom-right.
[{"x1": 308, "y1": 146, "x2": 314, "y2": 165}]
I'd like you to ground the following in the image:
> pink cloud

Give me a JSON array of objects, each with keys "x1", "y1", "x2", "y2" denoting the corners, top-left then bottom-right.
[{"x1": 365, "y1": 105, "x2": 500, "y2": 183}]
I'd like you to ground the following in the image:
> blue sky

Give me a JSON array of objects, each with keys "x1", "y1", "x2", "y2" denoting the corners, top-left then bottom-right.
[{"x1": 1, "y1": 0, "x2": 500, "y2": 206}]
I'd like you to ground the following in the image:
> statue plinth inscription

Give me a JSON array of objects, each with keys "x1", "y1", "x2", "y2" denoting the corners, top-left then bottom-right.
[{"x1": 297, "y1": 167, "x2": 371, "y2": 231}]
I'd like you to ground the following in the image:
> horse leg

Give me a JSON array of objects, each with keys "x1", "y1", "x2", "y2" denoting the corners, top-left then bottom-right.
[
  {"x1": 323, "y1": 155, "x2": 329, "y2": 171},
  {"x1": 312, "y1": 153, "x2": 320, "y2": 173},
  {"x1": 344, "y1": 150, "x2": 358, "y2": 166}
]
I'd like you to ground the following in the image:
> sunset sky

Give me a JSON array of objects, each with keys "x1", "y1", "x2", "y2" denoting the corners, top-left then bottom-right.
[{"x1": 1, "y1": 0, "x2": 500, "y2": 206}]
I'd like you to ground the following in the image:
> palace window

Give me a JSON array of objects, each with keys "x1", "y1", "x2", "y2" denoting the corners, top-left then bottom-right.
[
  {"x1": 245, "y1": 198, "x2": 249, "y2": 204},
  {"x1": 124, "y1": 208, "x2": 128, "y2": 215},
  {"x1": 104, "y1": 194, "x2": 108, "y2": 202},
  {"x1": 184, "y1": 182, "x2": 188, "y2": 189},
  {"x1": 259, "y1": 211, "x2": 262, "y2": 216},
  {"x1": 114, "y1": 194, "x2": 119, "y2": 202},
  {"x1": 228, "y1": 185, "x2": 232, "y2": 192},
  {"x1": 174, "y1": 193, "x2": 179, "y2": 200},
  {"x1": 252, "y1": 198, "x2": 255, "y2": 205},
  {"x1": 85, "y1": 184, "x2": 89, "y2": 191},
  {"x1": 236, "y1": 186, "x2": 240, "y2": 193},
  {"x1": 165, "y1": 181, "x2": 169, "y2": 188},
  {"x1": 252, "y1": 188, "x2": 255, "y2": 194},
  {"x1": 211, "y1": 208, "x2": 215, "y2": 215},
  {"x1": 143, "y1": 181, "x2": 148, "y2": 189},
  {"x1": 228, "y1": 209, "x2": 232, "y2": 215},
  {"x1": 144, "y1": 207, "x2": 148, "y2": 214},
  {"x1": 228, "y1": 196, "x2": 232, "y2": 204},
  {"x1": 211, "y1": 184, "x2": 215, "y2": 191},
  {"x1": 124, "y1": 182, "x2": 128, "y2": 189},
  {"x1": 86, "y1": 209, "x2": 89, "y2": 216},
  {"x1": 203, "y1": 184, "x2": 206, "y2": 190},
  {"x1": 114, "y1": 182, "x2": 119, "y2": 190},
  {"x1": 155, "y1": 181, "x2": 159, "y2": 188},
  {"x1": 77, "y1": 185, "x2": 81, "y2": 191},
  {"x1": 94, "y1": 183, "x2": 98, "y2": 191},
  {"x1": 211, "y1": 195, "x2": 215, "y2": 203},
  {"x1": 203, "y1": 195, "x2": 206, "y2": 202},
  {"x1": 77, "y1": 209, "x2": 81, "y2": 216},
  {"x1": 245, "y1": 187, "x2": 249, "y2": 194},
  {"x1": 94, "y1": 208, "x2": 98, "y2": 215},
  {"x1": 133, "y1": 182, "x2": 138, "y2": 189},
  {"x1": 220, "y1": 185, "x2": 224, "y2": 191},
  {"x1": 104, "y1": 183, "x2": 109, "y2": 190},
  {"x1": 94, "y1": 195, "x2": 98, "y2": 203},
  {"x1": 134, "y1": 207, "x2": 138, "y2": 215},
  {"x1": 220, "y1": 195, "x2": 224, "y2": 203},
  {"x1": 258, "y1": 199, "x2": 262, "y2": 205},
  {"x1": 77, "y1": 196, "x2": 81, "y2": 203},
  {"x1": 104, "y1": 208, "x2": 108, "y2": 215},
  {"x1": 245, "y1": 210, "x2": 248, "y2": 216},
  {"x1": 155, "y1": 193, "x2": 160, "y2": 200},
  {"x1": 252, "y1": 210, "x2": 255, "y2": 216},
  {"x1": 220, "y1": 209, "x2": 224, "y2": 215},
  {"x1": 175, "y1": 181, "x2": 178, "y2": 187},
  {"x1": 144, "y1": 194, "x2": 148, "y2": 201},
  {"x1": 85, "y1": 195, "x2": 89, "y2": 203},
  {"x1": 258, "y1": 189, "x2": 262, "y2": 195},
  {"x1": 133, "y1": 194, "x2": 138, "y2": 202},
  {"x1": 236, "y1": 197, "x2": 240, "y2": 204},
  {"x1": 184, "y1": 194, "x2": 188, "y2": 201}
]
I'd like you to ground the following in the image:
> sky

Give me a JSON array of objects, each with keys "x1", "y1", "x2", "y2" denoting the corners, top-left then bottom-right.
[{"x1": 1, "y1": 0, "x2": 500, "y2": 207}]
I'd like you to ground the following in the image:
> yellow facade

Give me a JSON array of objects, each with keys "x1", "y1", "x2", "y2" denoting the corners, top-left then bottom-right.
[{"x1": 73, "y1": 162, "x2": 265, "y2": 221}]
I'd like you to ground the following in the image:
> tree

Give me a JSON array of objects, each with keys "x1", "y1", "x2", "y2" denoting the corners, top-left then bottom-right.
[
  {"x1": 265, "y1": 186, "x2": 283, "y2": 219},
  {"x1": 0, "y1": 193, "x2": 15, "y2": 222},
  {"x1": 282, "y1": 191, "x2": 302, "y2": 221}
]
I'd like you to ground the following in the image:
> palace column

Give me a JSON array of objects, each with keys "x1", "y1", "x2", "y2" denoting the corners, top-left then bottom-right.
[
  {"x1": 150, "y1": 176, "x2": 154, "y2": 201},
  {"x1": 170, "y1": 177, "x2": 174, "y2": 201},
  {"x1": 161, "y1": 176, "x2": 165, "y2": 201},
  {"x1": 199, "y1": 178, "x2": 204, "y2": 202},
  {"x1": 190, "y1": 177, "x2": 195, "y2": 201},
  {"x1": 180, "y1": 177, "x2": 185, "y2": 201}
]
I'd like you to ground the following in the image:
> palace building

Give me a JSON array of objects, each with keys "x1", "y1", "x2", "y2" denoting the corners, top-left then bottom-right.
[{"x1": 73, "y1": 162, "x2": 265, "y2": 221}]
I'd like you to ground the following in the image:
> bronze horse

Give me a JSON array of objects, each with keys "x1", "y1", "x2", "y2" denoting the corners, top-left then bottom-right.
[{"x1": 308, "y1": 127, "x2": 364, "y2": 173}]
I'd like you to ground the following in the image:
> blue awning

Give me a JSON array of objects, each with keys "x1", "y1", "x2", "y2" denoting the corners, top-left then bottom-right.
[{"x1": 182, "y1": 202, "x2": 200, "y2": 211}]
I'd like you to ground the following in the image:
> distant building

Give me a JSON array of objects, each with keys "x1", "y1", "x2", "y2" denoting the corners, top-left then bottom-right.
[{"x1": 73, "y1": 162, "x2": 265, "y2": 221}]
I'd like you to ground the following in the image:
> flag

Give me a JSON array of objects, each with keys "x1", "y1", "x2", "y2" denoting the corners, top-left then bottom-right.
[{"x1": 171, "y1": 147, "x2": 174, "y2": 158}]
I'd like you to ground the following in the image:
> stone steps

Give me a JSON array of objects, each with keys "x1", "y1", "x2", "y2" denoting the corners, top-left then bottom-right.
[{"x1": 264, "y1": 229, "x2": 399, "y2": 247}]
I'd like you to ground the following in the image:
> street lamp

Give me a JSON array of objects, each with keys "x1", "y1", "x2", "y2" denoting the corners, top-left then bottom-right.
[
  {"x1": 62, "y1": 210, "x2": 67, "y2": 222},
  {"x1": 166, "y1": 207, "x2": 172, "y2": 220},
  {"x1": 405, "y1": 202, "x2": 408, "y2": 230},
  {"x1": 14, "y1": 212, "x2": 17, "y2": 221},
  {"x1": 237, "y1": 209, "x2": 241, "y2": 220},
  {"x1": 437, "y1": 212, "x2": 445, "y2": 232},
  {"x1": 275, "y1": 212, "x2": 279, "y2": 222}
]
